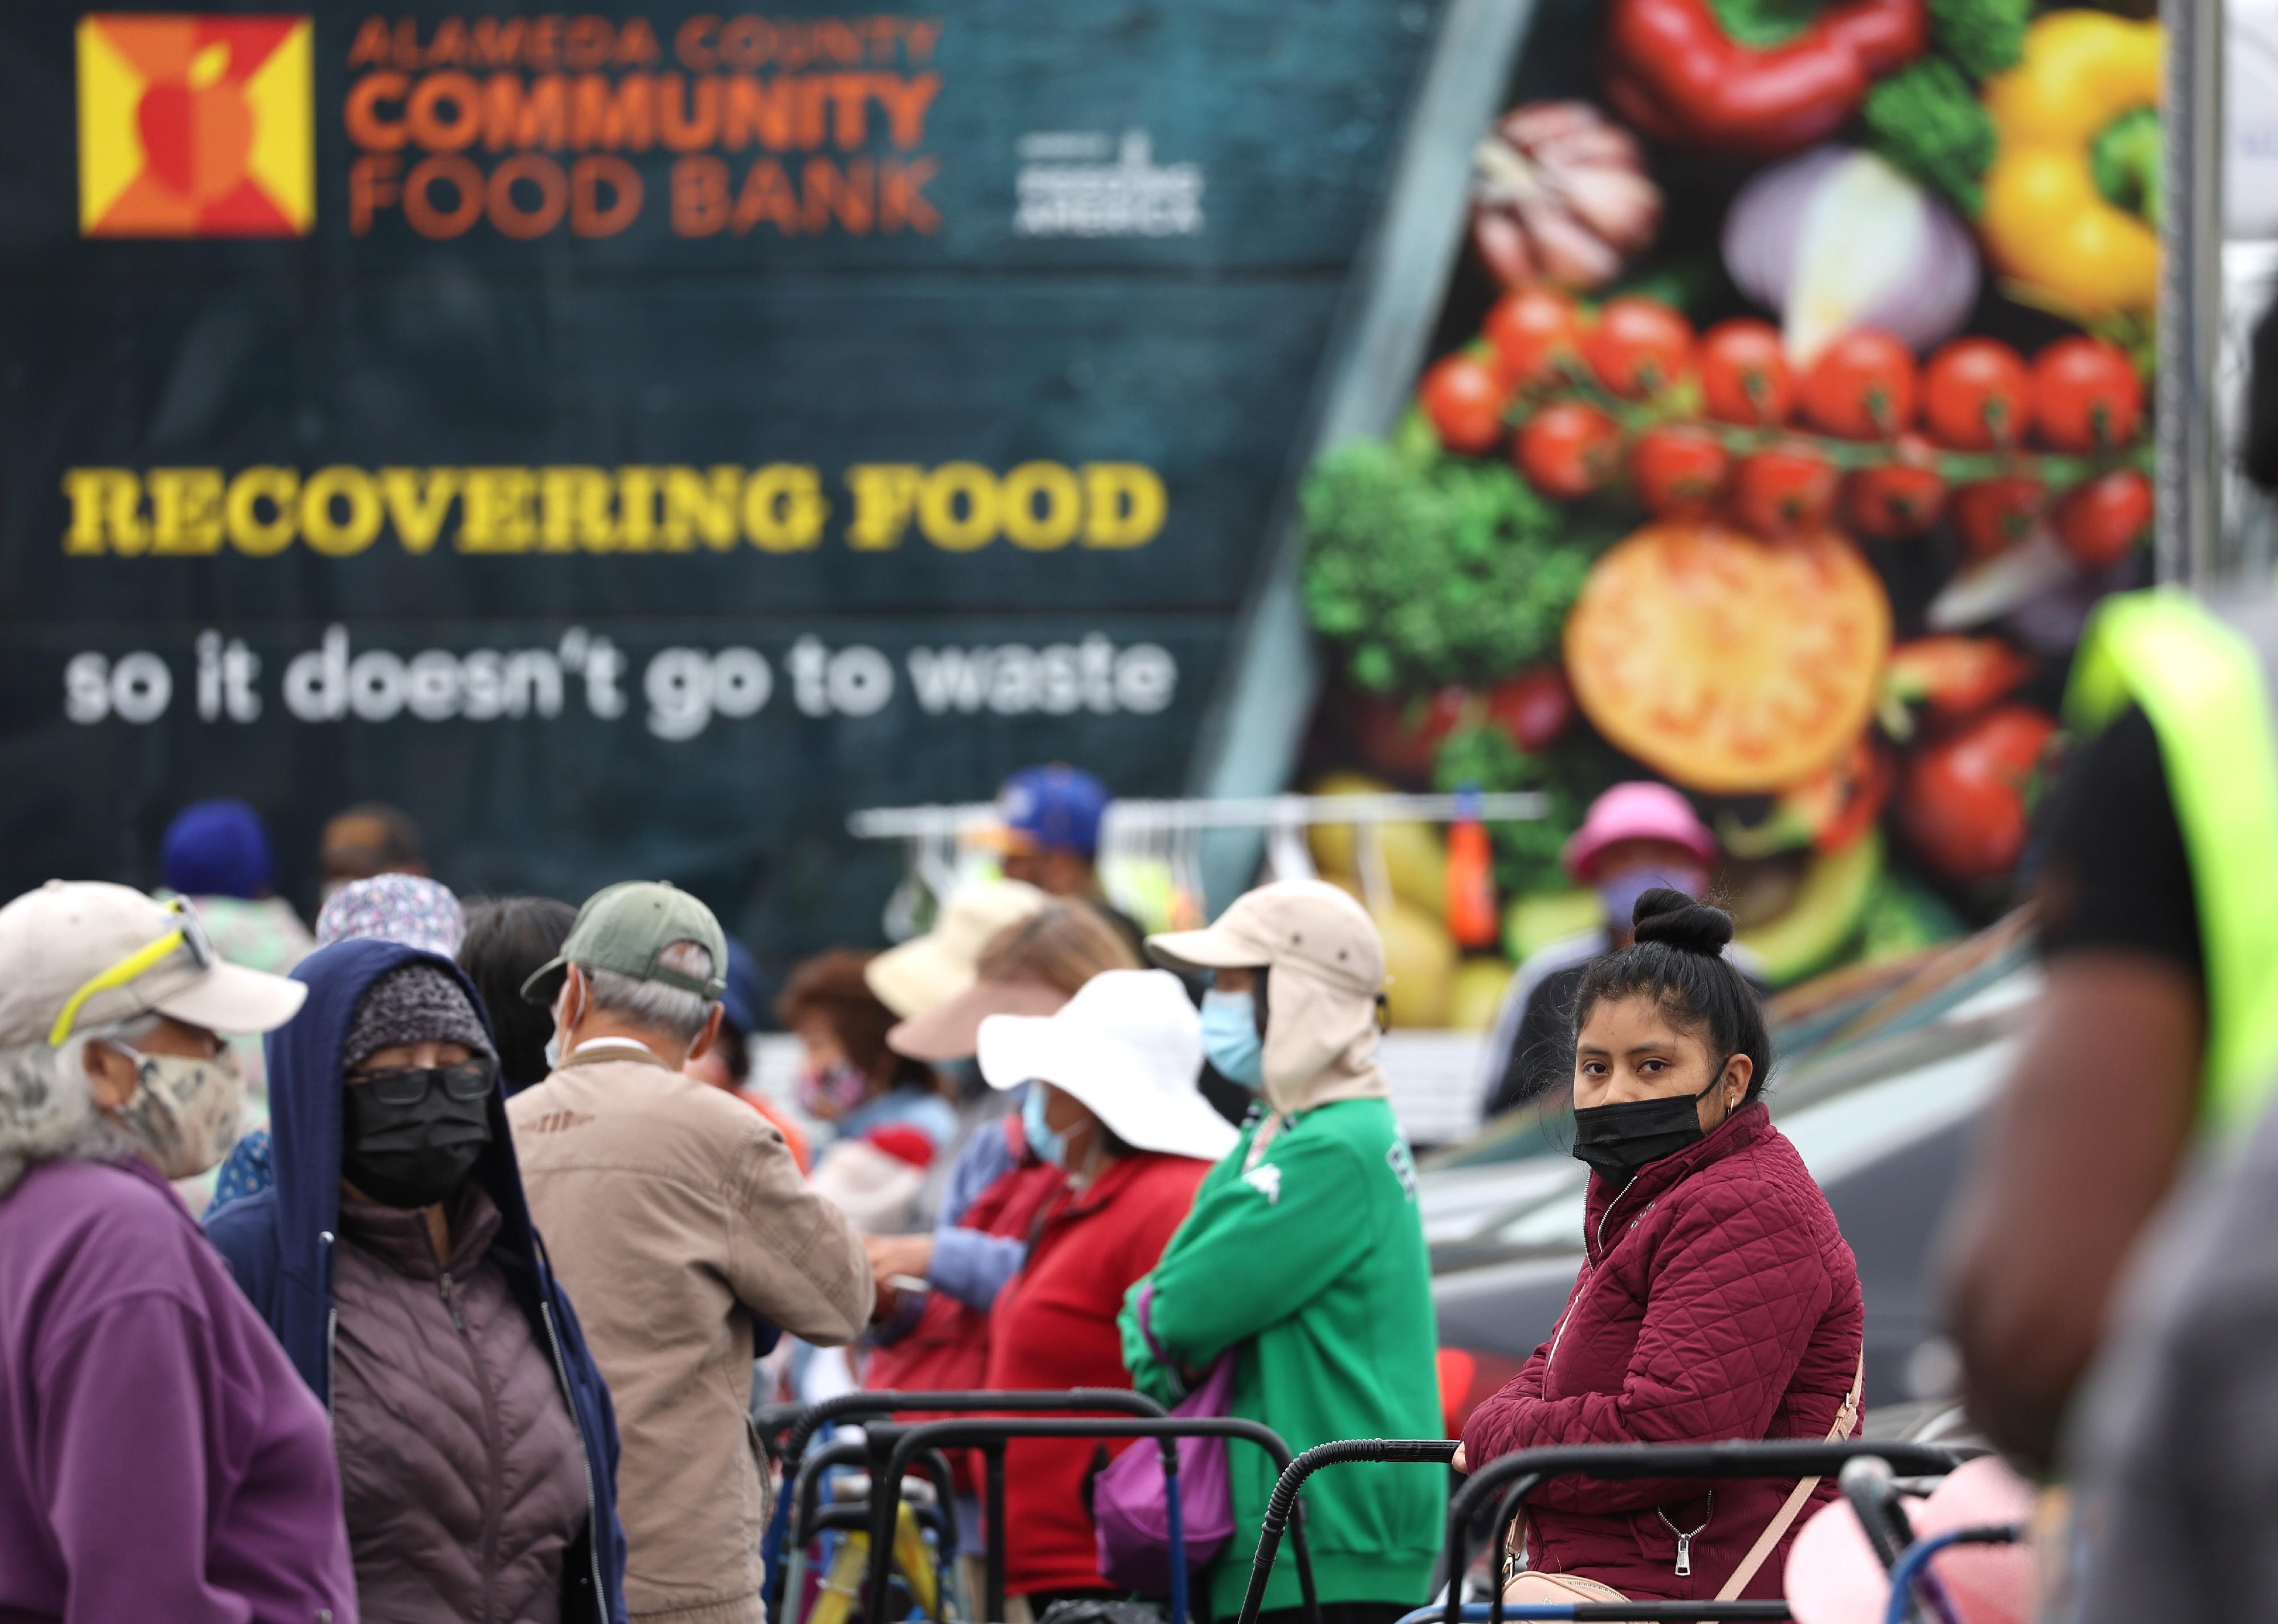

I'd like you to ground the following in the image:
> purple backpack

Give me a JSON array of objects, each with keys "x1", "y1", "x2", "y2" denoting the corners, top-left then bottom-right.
[{"x1": 1094, "y1": 1286, "x2": 1238, "y2": 1594}]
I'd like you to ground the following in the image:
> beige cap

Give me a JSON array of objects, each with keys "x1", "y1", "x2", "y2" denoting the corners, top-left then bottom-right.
[
  {"x1": 1146, "y1": 879, "x2": 1384, "y2": 994},
  {"x1": 889, "y1": 977, "x2": 1069, "y2": 1062},
  {"x1": 0, "y1": 880, "x2": 308, "y2": 1047},
  {"x1": 864, "y1": 880, "x2": 1048, "y2": 1019}
]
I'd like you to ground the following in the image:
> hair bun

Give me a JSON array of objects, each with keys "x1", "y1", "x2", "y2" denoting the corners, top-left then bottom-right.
[{"x1": 1631, "y1": 889, "x2": 1733, "y2": 956}]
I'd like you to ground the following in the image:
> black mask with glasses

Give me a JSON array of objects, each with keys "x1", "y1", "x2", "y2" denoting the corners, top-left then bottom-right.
[{"x1": 341, "y1": 1057, "x2": 498, "y2": 1210}]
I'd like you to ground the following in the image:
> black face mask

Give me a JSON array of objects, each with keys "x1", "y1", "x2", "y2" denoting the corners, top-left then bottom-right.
[
  {"x1": 341, "y1": 1062, "x2": 496, "y2": 1210},
  {"x1": 1571, "y1": 1075, "x2": 1725, "y2": 1183}
]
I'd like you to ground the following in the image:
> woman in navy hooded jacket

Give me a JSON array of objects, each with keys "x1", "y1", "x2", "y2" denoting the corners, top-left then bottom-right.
[{"x1": 207, "y1": 937, "x2": 628, "y2": 1624}]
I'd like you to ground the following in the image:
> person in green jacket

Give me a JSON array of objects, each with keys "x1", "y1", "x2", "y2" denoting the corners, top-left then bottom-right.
[{"x1": 1125, "y1": 880, "x2": 1443, "y2": 1624}]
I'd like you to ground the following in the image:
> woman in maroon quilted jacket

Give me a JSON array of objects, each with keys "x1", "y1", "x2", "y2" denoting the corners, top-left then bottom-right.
[{"x1": 1457, "y1": 889, "x2": 1864, "y2": 1606}]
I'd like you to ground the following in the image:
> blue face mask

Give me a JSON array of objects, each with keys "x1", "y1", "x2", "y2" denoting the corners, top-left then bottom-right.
[
  {"x1": 1599, "y1": 866, "x2": 1708, "y2": 934},
  {"x1": 1200, "y1": 988, "x2": 1266, "y2": 1091},
  {"x1": 1021, "y1": 1080, "x2": 1069, "y2": 1168}
]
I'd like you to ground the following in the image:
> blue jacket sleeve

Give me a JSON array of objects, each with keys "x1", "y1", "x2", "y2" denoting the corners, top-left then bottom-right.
[{"x1": 927, "y1": 1228, "x2": 1025, "y2": 1312}]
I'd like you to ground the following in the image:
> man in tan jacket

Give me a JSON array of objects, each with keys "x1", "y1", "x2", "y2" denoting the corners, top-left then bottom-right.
[{"x1": 509, "y1": 882, "x2": 873, "y2": 1624}]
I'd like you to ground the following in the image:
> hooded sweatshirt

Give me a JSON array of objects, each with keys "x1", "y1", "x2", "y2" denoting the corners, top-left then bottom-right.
[
  {"x1": 205, "y1": 939, "x2": 628, "y2": 1624},
  {"x1": 0, "y1": 1153, "x2": 356, "y2": 1624},
  {"x1": 1121, "y1": 943, "x2": 1442, "y2": 1617}
]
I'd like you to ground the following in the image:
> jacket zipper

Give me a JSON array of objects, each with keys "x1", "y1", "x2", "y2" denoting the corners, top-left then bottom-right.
[
  {"x1": 1545, "y1": 1185, "x2": 1650, "y2": 1379},
  {"x1": 320, "y1": 1230, "x2": 337, "y2": 1418},
  {"x1": 541, "y1": 1299, "x2": 608, "y2": 1620},
  {"x1": 440, "y1": 1271, "x2": 504, "y2": 1624}
]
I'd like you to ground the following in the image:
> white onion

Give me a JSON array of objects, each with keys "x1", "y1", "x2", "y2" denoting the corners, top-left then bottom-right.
[{"x1": 1723, "y1": 145, "x2": 1980, "y2": 365}]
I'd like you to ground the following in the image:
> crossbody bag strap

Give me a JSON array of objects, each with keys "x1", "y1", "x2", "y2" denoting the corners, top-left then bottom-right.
[{"x1": 1715, "y1": 1349, "x2": 1865, "y2": 1602}]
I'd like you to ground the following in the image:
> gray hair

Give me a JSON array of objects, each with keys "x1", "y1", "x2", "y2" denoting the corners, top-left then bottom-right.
[
  {"x1": 0, "y1": 1014, "x2": 157, "y2": 1198},
  {"x1": 584, "y1": 940, "x2": 718, "y2": 1045}
]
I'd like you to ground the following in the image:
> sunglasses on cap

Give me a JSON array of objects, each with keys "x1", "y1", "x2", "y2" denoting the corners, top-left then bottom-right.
[{"x1": 47, "y1": 898, "x2": 217, "y2": 1048}]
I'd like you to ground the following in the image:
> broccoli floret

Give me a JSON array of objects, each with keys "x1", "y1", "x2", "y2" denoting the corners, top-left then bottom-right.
[
  {"x1": 1299, "y1": 441, "x2": 1599, "y2": 693},
  {"x1": 1927, "y1": 0, "x2": 2028, "y2": 80},
  {"x1": 1863, "y1": 59, "x2": 1996, "y2": 217}
]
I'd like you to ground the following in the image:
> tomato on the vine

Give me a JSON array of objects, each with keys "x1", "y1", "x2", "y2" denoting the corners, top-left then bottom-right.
[
  {"x1": 1583, "y1": 296, "x2": 1694, "y2": 399},
  {"x1": 1897, "y1": 705, "x2": 2057, "y2": 883},
  {"x1": 1517, "y1": 402, "x2": 1622, "y2": 497},
  {"x1": 1730, "y1": 444, "x2": 1839, "y2": 537},
  {"x1": 1699, "y1": 319, "x2": 1793, "y2": 427},
  {"x1": 1483, "y1": 288, "x2": 1584, "y2": 390},
  {"x1": 1628, "y1": 426, "x2": 1731, "y2": 517},
  {"x1": 2031, "y1": 338, "x2": 2145, "y2": 454},
  {"x1": 1485, "y1": 667, "x2": 1574, "y2": 753},
  {"x1": 1950, "y1": 477, "x2": 2048, "y2": 558},
  {"x1": 1924, "y1": 338, "x2": 2031, "y2": 450},
  {"x1": 1846, "y1": 461, "x2": 1947, "y2": 538},
  {"x1": 1417, "y1": 354, "x2": 1510, "y2": 455},
  {"x1": 1350, "y1": 685, "x2": 1470, "y2": 780},
  {"x1": 2053, "y1": 470, "x2": 2153, "y2": 569},
  {"x1": 1798, "y1": 330, "x2": 1918, "y2": 440}
]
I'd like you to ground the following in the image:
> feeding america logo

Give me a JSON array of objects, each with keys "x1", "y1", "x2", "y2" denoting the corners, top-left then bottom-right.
[{"x1": 77, "y1": 13, "x2": 313, "y2": 236}]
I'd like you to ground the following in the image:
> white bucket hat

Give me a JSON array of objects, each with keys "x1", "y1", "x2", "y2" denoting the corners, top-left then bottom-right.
[{"x1": 978, "y1": 969, "x2": 1237, "y2": 1163}]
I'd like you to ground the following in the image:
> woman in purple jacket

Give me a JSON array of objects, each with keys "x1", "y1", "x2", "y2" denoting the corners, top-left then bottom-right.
[{"x1": 0, "y1": 881, "x2": 356, "y2": 1624}]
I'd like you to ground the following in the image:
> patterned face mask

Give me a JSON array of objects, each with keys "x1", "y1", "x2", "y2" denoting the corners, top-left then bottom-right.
[
  {"x1": 796, "y1": 1058, "x2": 872, "y2": 1120},
  {"x1": 108, "y1": 1043, "x2": 244, "y2": 1181}
]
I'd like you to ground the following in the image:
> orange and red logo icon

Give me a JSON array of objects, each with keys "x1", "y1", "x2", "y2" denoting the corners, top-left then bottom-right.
[{"x1": 78, "y1": 14, "x2": 313, "y2": 237}]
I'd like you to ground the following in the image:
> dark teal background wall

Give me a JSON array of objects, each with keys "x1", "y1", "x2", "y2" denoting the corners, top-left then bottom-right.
[{"x1": 0, "y1": 1, "x2": 1444, "y2": 965}]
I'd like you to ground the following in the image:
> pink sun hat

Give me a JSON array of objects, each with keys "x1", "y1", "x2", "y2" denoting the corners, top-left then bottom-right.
[
  {"x1": 1562, "y1": 781, "x2": 1719, "y2": 882},
  {"x1": 1784, "y1": 1455, "x2": 2037, "y2": 1624}
]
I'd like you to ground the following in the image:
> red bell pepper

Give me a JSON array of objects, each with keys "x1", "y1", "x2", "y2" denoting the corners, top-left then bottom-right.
[
  {"x1": 1605, "y1": 0, "x2": 1927, "y2": 156},
  {"x1": 1878, "y1": 636, "x2": 2036, "y2": 738}
]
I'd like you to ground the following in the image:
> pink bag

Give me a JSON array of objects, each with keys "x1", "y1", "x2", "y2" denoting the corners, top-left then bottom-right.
[{"x1": 1093, "y1": 1286, "x2": 1238, "y2": 1594}]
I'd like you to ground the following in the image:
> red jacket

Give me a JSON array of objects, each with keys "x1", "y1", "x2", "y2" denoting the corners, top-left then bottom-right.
[
  {"x1": 1459, "y1": 1104, "x2": 1863, "y2": 1602},
  {"x1": 864, "y1": 1131, "x2": 1065, "y2": 1401},
  {"x1": 984, "y1": 1150, "x2": 1212, "y2": 1597}
]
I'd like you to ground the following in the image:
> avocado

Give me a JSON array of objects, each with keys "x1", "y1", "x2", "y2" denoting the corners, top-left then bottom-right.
[{"x1": 1735, "y1": 829, "x2": 1884, "y2": 987}]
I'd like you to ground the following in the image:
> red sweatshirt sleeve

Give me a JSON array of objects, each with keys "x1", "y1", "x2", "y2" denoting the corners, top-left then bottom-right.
[
  {"x1": 35, "y1": 1293, "x2": 252, "y2": 1624},
  {"x1": 1458, "y1": 1182, "x2": 1833, "y2": 1513}
]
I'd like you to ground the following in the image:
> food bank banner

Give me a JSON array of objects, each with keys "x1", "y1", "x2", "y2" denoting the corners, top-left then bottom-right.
[{"x1": 0, "y1": 2, "x2": 1441, "y2": 954}]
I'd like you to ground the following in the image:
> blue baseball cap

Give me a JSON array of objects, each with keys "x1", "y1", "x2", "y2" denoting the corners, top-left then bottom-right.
[
  {"x1": 162, "y1": 799, "x2": 274, "y2": 900},
  {"x1": 718, "y1": 936, "x2": 769, "y2": 1038},
  {"x1": 992, "y1": 765, "x2": 1111, "y2": 859}
]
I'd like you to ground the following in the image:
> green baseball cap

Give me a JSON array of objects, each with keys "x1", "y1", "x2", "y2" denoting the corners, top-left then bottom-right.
[{"x1": 520, "y1": 880, "x2": 728, "y2": 1005}]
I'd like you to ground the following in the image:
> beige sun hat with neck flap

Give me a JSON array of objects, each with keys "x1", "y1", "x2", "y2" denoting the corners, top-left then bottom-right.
[{"x1": 1145, "y1": 879, "x2": 1389, "y2": 1115}]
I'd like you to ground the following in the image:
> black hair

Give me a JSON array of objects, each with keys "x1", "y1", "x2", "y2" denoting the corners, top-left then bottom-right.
[
  {"x1": 458, "y1": 895, "x2": 578, "y2": 1092},
  {"x1": 1571, "y1": 888, "x2": 1772, "y2": 1105}
]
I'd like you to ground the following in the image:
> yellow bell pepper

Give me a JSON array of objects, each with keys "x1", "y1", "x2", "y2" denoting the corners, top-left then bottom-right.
[{"x1": 1979, "y1": 10, "x2": 2162, "y2": 320}]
